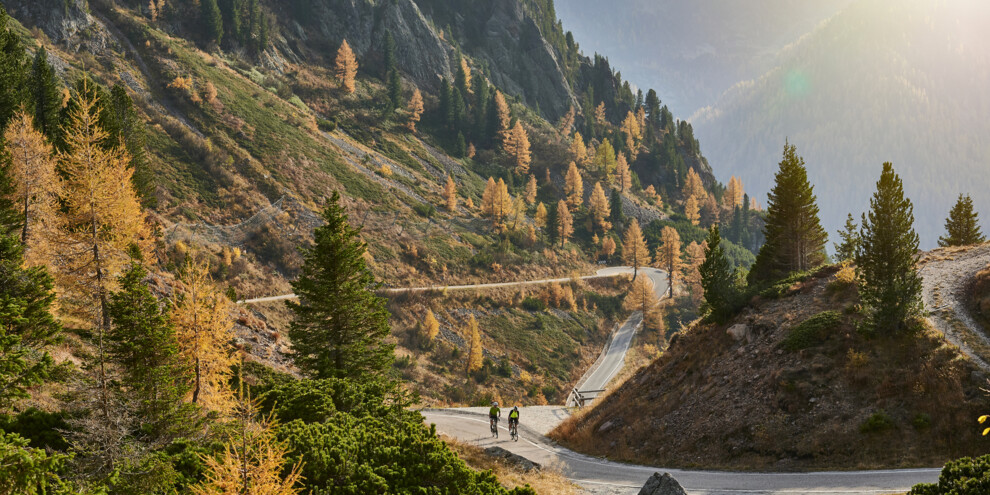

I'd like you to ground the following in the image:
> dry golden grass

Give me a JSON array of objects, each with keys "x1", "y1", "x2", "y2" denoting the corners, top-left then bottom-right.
[{"x1": 441, "y1": 435, "x2": 579, "y2": 495}]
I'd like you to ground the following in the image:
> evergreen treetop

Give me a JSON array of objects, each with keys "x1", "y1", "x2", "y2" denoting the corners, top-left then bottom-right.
[
  {"x1": 938, "y1": 193, "x2": 985, "y2": 247},
  {"x1": 834, "y1": 213, "x2": 860, "y2": 262},
  {"x1": 699, "y1": 225, "x2": 736, "y2": 323}
]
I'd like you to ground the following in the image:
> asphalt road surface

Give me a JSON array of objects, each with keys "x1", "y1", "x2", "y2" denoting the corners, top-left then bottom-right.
[{"x1": 422, "y1": 409, "x2": 939, "y2": 494}]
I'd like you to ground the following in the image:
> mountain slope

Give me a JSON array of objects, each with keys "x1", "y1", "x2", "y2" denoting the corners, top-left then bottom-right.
[{"x1": 692, "y1": 0, "x2": 990, "y2": 248}]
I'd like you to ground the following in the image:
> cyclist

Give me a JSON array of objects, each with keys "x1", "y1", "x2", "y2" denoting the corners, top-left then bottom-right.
[
  {"x1": 488, "y1": 401, "x2": 501, "y2": 436},
  {"x1": 508, "y1": 406, "x2": 520, "y2": 438}
]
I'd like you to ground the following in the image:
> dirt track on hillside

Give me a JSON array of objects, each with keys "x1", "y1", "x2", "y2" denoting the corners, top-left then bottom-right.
[{"x1": 919, "y1": 243, "x2": 990, "y2": 370}]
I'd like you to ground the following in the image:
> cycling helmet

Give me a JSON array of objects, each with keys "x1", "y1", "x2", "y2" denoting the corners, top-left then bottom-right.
[
  {"x1": 513, "y1": 406, "x2": 518, "y2": 410},
  {"x1": 492, "y1": 401, "x2": 498, "y2": 407}
]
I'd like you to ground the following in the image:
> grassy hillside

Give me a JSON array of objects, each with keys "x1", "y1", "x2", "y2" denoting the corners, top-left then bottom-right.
[{"x1": 552, "y1": 265, "x2": 989, "y2": 470}]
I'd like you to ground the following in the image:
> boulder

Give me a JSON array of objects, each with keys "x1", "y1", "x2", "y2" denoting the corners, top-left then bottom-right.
[
  {"x1": 483, "y1": 446, "x2": 540, "y2": 472},
  {"x1": 638, "y1": 472, "x2": 687, "y2": 495},
  {"x1": 727, "y1": 323, "x2": 752, "y2": 343}
]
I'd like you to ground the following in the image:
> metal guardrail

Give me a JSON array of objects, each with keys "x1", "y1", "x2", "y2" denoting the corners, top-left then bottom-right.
[{"x1": 568, "y1": 388, "x2": 606, "y2": 408}]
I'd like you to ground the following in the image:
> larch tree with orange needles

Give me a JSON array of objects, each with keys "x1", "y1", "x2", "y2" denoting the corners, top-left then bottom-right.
[
  {"x1": 622, "y1": 218, "x2": 650, "y2": 280},
  {"x1": 569, "y1": 132, "x2": 587, "y2": 165},
  {"x1": 424, "y1": 309, "x2": 440, "y2": 342},
  {"x1": 481, "y1": 177, "x2": 512, "y2": 230},
  {"x1": 493, "y1": 90, "x2": 511, "y2": 147},
  {"x1": 683, "y1": 168, "x2": 705, "y2": 200},
  {"x1": 685, "y1": 195, "x2": 701, "y2": 226},
  {"x1": 601, "y1": 236, "x2": 617, "y2": 258},
  {"x1": 504, "y1": 121, "x2": 531, "y2": 175},
  {"x1": 335, "y1": 39, "x2": 358, "y2": 94},
  {"x1": 615, "y1": 152, "x2": 631, "y2": 192},
  {"x1": 534, "y1": 202, "x2": 547, "y2": 229},
  {"x1": 556, "y1": 200, "x2": 573, "y2": 247},
  {"x1": 524, "y1": 174, "x2": 537, "y2": 205},
  {"x1": 466, "y1": 315, "x2": 483, "y2": 374},
  {"x1": 588, "y1": 182, "x2": 612, "y2": 233},
  {"x1": 564, "y1": 161, "x2": 584, "y2": 208},
  {"x1": 683, "y1": 240, "x2": 707, "y2": 305},
  {"x1": 443, "y1": 175, "x2": 458, "y2": 212},
  {"x1": 724, "y1": 175, "x2": 744, "y2": 208},
  {"x1": 406, "y1": 88, "x2": 424, "y2": 132},
  {"x1": 5, "y1": 110, "x2": 59, "y2": 266},
  {"x1": 624, "y1": 275, "x2": 662, "y2": 331},
  {"x1": 655, "y1": 226, "x2": 683, "y2": 298}
]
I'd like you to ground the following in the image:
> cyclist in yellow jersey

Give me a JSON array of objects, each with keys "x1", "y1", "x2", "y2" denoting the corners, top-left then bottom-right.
[
  {"x1": 508, "y1": 406, "x2": 519, "y2": 430},
  {"x1": 489, "y1": 401, "x2": 501, "y2": 422}
]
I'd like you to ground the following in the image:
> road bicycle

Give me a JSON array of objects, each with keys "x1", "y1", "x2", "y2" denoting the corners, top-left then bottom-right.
[
  {"x1": 490, "y1": 417, "x2": 498, "y2": 438},
  {"x1": 509, "y1": 421, "x2": 518, "y2": 441}
]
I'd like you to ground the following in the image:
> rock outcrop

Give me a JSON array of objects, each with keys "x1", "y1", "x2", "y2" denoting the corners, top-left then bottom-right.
[
  {"x1": 4, "y1": 0, "x2": 116, "y2": 54},
  {"x1": 638, "y1": 472, "x2": 687, "y2": 495},
  {"x1": 483, "y1": 446, "x2": 541, "y2": 472}
]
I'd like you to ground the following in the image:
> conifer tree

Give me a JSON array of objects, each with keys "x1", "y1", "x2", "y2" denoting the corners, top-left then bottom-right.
[
  {"x1": 857, "y1": 163, "x2": 923, "y2": 334},
  {"x1": 424, "y1": 310, "x2": 440, "y2": 342},
  {"x1": 557, "y1": 105, "x2": 575, "y2": 138},
  {"x1": 834, "y1": 213, "x2": 860, "y2": 262},
  {"x1": 289, "y1": 192, "x2": 395, "y2": 382},
  {"x1": 685, "y1": 195, "x2": 700, "y2": 226},
  {"x1": 624, "y1": 275, "x2": 662, "y2": 330},
  {"x1": 524, "y1": 174, "x2": 537, "y2": 205},
  {"x1": 0, "y1": 234, "x2": 60, "y2": 410},
  {"x1": 382, "y1": 31, "x2": 397, "y2": 79},
  {"x1": 59, "y1": 82, "x2": 147, "y2": 410},
  {"x1": 334, "y1": 40, "x2": 358, "y2": 94},
  {"x1": 594, "y1": 138, "x2": 617, "y2": 178},
  {"x1": 387, "y1": 69, "x2": 402, "y2": 112},
  {"x1": 443, "y1": 175, "x2": 458, "y2": 212},
  {"x1": 492, "y1": 90, "x2": 511, "y2": 147},
  {"x1": 656, "y1": 226, "x2": 683, "y2": 298},
  {"x1": 0, "y1": 148, "x2": 17, "y2": 236},
  {"x1": 4, "y1": 111, "x2": 59, "y2": 265},
  {"x1": 406, "y1": 88, "x2": 424, "y2": 132},
  {"x1": 465, "y1": 315, "x2": 482, "y2": 374},
  {"x1": 504, "y1": 121, "x2": 531, "y2": 175},
  {"x1": 201, "y1": 0, "x2": 223, "y2": 46},
  {"x1": 594, "y1": 102, "x2": 606, "y2": 127},
  {"x1": 939, "y1": 194, "x2": 985, "y2": 247},
  {"x1": 481, "y1": 177, "x2": 512, "y2": 230},
  {"x1": 609, "y1": 189, "x2": 624, "y2": 228},
  {"x1": 700, "y1": 225, "x2": 735, "y2": 322},
  {"x1": 601, "y1": 236, "x2": 617, "y2": 259},
  {"x1": 0, "y1": 7, "x2": 28, "y2": 132},
  {"x1": 29, "y1": 47, "x2": 62, "y2": 141},
  {"x1": 683, "y1": 240, "x2": 707, "y2": 305},
  {"x1": 622, "y1": 218, "x2": 650, "y2": 279},
  {"x1": 724, "y1": 176, "x2": 744, "y2": 208},
  {"x1": 588, "y1": 182, "x2": 611, "y2": 233},
  {"x1": 564, "y1": 161, "x2": 584, "y2": 208},
  {"x1": 748, "y1": 142, "x2": 828, "y2": 284},
  {"x1": 701, "y1": 195, "x2": 719, "y2": 228},
  {"x1": 682, "y1": 168, "x2": 705, "y2": 200},
  {"x1": 556, "y1": 200, "x2": 573, "y2": 247},
  {"x1": 107, "y1": 262, "x2": 193, "y2": 438},
  {"x1": 173, "y1": 259, "x2": 238, "y2": 413},
  {"x1": 644, "y1": 185, "x2": 661, "y2": 207},
  {"x1": 615, "y1": 152, "x2": 631, "y2": 192},
  {"x1": 534, "y1": 202, "x2": 547, "y2": 229},
  {"x1": 569, "y1": 132, "x2": 587, "y2": 165}
]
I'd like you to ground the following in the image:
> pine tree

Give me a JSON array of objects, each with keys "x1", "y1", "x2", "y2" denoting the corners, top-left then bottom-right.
[
  {"x1": 107, "y1": 85, "x2": 154, "y2": 206},
  {"x1": 685, "y1": 195, "x2": 700, "y2": 226},
  {"x1": 524, "y1": 175, "x2": 537, "y2": 205},
  {"x1": 172, "y1": 260, "x2": 238, "y2": 413},
  {"x1": 748, "y1": 142, "x2": 828, "y2": 284},
  {"x1": 288, "y1": 192, "x2": 395, "y2": 380},
  {"x1": 382, "y1": 31, "x2": 397, "y2": 79},
  {"x1": 534, "y1": 202, "x2": 547, "y2": 229},
  {"x1": 387, "y1": 69, "x2": 402, "y2": 112},
  {"x1": 406, "y1": 88, "x2": 424, "y2": 133},
  {"x1": 556, "y1": 200, "x2": 573, "y2": 247},
  {"x1": 588, "y1": 182, "x2": 611, "y2": 233},
  {"x1": 615, "y1": 152, "x2": 631, "y2": 192},
  {"x1": 700, "y1": 225, "x2": 735, "y2": 322},
  {"x1": 564, "y1": 161, "x2": 584, "y2": 208},
  {"x1": 609, "y1": 188, "x2": 624, "y2": 227},
  {"x1": 4, "y1": 111, "x2": 59, "y2": 266},
  {"x1": 857, "y1": 163, "x2": 923, "y2": 334},
  {"x1": 622, "y1": 218, "x2": 650, "y2": 279},
  {"x1": 656, "y1": 226, "x2": 683, "y2": 298},
  {"x1": 834, "y1": 213, "x2": 860, "y2": 262},
  {"x1": 0, "y1": 234, "x2": 60, "y2": 410},
  {"x1": 443, "y1": 175, "x2": 457, "y2": 212},
  {"x1": 201, "y1": 0, "x2": 224, "y2": 46},
  {"x1": 28, "y1": 47, "x2": 61, "y2": 141},
  {"x1": 0, "y1": 7, "x2": 28, "y2": 132},
  {"x1": 107, "y1": 262, "x2": 193, "y2": 438},
  {"x1": 569, "y1": 132, "x2": 587, "y2": 165},
  {"x1": 465, "y1": 315, "x2": 482, "y2": 374},
  {"x1": 424, "y1": 310, "x2": 440, "y2": 342},
  {"x1": 624, "y1": 275, "x2": 662, "y2": 330},
  {"x1": 939, "y1": 194, "x2": 985, "y2": 247},
  {"x1": 335, "y1": 40, "x2": 358, "y2": 94},
  {"x1": 0, "y1": 146, "x2": 17, "y2": 236},
  {"x1": 59, "y1": 82, "x2": 148, "y2": 412}
]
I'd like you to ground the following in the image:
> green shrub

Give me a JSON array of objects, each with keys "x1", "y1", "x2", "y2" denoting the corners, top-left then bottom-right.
[
  {"x1": 909, "y1": 454, "x2": 990, "y2": 494},
  {"x1": 860, "y1": 410, "x2": 895, "y2": 434},
  {"x1": 782, "y1": 310, "x2": 842, "y2": 351},
  {"x1": 413, "y1": 202, "x2": 435, "y2": 218},
  {"x1": 912, "y1": 413, "x2": 932, "y2": 430},
  {"x1": 0, "y1": 409, "x2": 70, "y2": 451},
  {"x1": 0, "y1": 431, "x2": 71, "y2": 494},
  {"x1": 521, "y1": 297, "x2": 546, "y2": 311}
]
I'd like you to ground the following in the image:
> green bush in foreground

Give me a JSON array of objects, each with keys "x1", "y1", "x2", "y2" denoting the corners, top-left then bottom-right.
[
  {"x1": 782, "y1": 311, "x2": 841, "y2": 351},
  {"x1": 910, "y1": 454, "x2": 990, "y2": 494}
]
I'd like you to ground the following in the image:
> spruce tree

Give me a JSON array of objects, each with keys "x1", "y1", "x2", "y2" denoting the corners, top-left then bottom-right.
[
  {"x1": 0, "y1": 234, "x2": 60, "y2": 410},
  {"x1": 29, "y1": 47, "x2": 61, "y2": 141},
  {"x1": 287, "y1": 192, "x2": 394, "y2": 381},
  {"x1": 748, "y1": 141, "x2": 827, "y2": 284},
  {"x1": 856, "y1": 162, "x2": 923, "y2": 334},
  {"x1": 201, "y1": 0, "x2": 224, "y2": 46},
  {"x1": 107, "y1": 262, "x2": 194, "y2": 438},
  {"x1": 387, "y1": 69, "x2": 402, "y2": 112},
  {"x1": 0, "y1": 138, "x2": 21, "y2": 236},
  {"x1": 938, "y1": 194, "x2": 985, "y2": 247},
  {"x1": 382, "y1": 31, "x2": 397, "y2": 79},
  {"x1": 834, "y1": 213, "x2": 860, "y2": 262},
  {"x1": 0, "y1": 6, "x2": 28, "y2": 132},
  {"x1": 700, "y1": 225, "x2": 735, "y2": 322}
]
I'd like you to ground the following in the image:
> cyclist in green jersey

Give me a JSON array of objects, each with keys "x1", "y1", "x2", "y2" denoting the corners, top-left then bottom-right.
[
  {"x1": 508, "y1": 406, "x2": 519, "y2": 430},
  {"x1": 489, "y1": 402, "x2": 501, "y2": 436}
]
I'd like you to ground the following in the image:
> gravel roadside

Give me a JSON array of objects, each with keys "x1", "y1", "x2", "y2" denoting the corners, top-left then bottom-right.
[{"x1": 919, "y1": 243, "x2": 990, "y2": 370}]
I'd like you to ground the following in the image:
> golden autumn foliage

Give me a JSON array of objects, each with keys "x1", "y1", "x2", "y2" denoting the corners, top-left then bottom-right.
[
  {"x1": 556, "y1": 200, "x2": 574, "y2": 247},
  {"x1": 615, "y1": 152, "x2": 631, "y2": 192},
  {"x1": 192, "y1": 392, "x2": 303, "y2": 495},
  {"x1": 588, "y1": 182, "x2": 612, "y2": 232},
  {"x1": 459, "y1": 58, "x2": 472, "y2": 89},
  {"x1": 443, "y1": 175, "x2": 458, "y2": 212},
  {"x1": 564, "y1": 161, "x2": 584, "y2": 208},
  {"x1": 622, "y1": 218, "x2": 650, "y2": 277},
  {"x1": 504, "y1": 121, "x2": 531, "y2": 175},
  {"x1": 524, "y1": 175, "x2": 538, "y2": 205},
  {"x1": 5, "y1": 110, "x2": 60, "y2": 266},
  {"x1": 601, "y1": 236, "x2": 617, "y2": 257},
  {"x1": 685, "y1": 195, "x2": 701, "y2": 226},
  {"x1": 655, "y1": 226, "x2": 683, "y2": 298},
  {"x1": 724, "y1": 175, "x2": 744, "y2": 208},
  {"x1": 644, "y1": 184, "x2": 661, "y2": 208},
  {"x1": 466, "y1": 142, "x2": 476, "y2": 159},
  {"x1": 557, "y1": 105, "x2": 575, "y2": 138},
  {"x1": 534, "y1": 202, "x2": 547, "y2": 228},
  {"x1": 624, "y1": 275, "x2": 662, "y2": 331},
  {"x1": 683, "y1": 168, "x2": 705, "y2": 200},
  {"x1": 172, "y1": 260, "x2": 239, "y2": 413},
  {"x1": 683, "y1": 240, "x2": 707, "y2": 305},
  {"x1": 466, "y1": 315, "x2": 483, "y2": 374},
  {"x1": 424, "y1": 309, "x2": 440, "y2": 341},
  {"x1": 701, "y1": 195, "x2": 719, "y2": 227},
  {"x1": 335, "y1": 39, "x2": 358, "y2": 94},
  {"x1": 407, "y1": 88, "x2": 424, "y2": 132},
  {"x1": 594, "y1": 102, "x2": 606, "y2": 126},
  {"x1": 481, "y1": 177, "x2": 512, "y2": 229},
  {"x1": 569, "y1": 132, "x2": 587, "y2": 165},
  {"x1": 493, "y1": 90, "x2": 511, "y2": 146}
]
